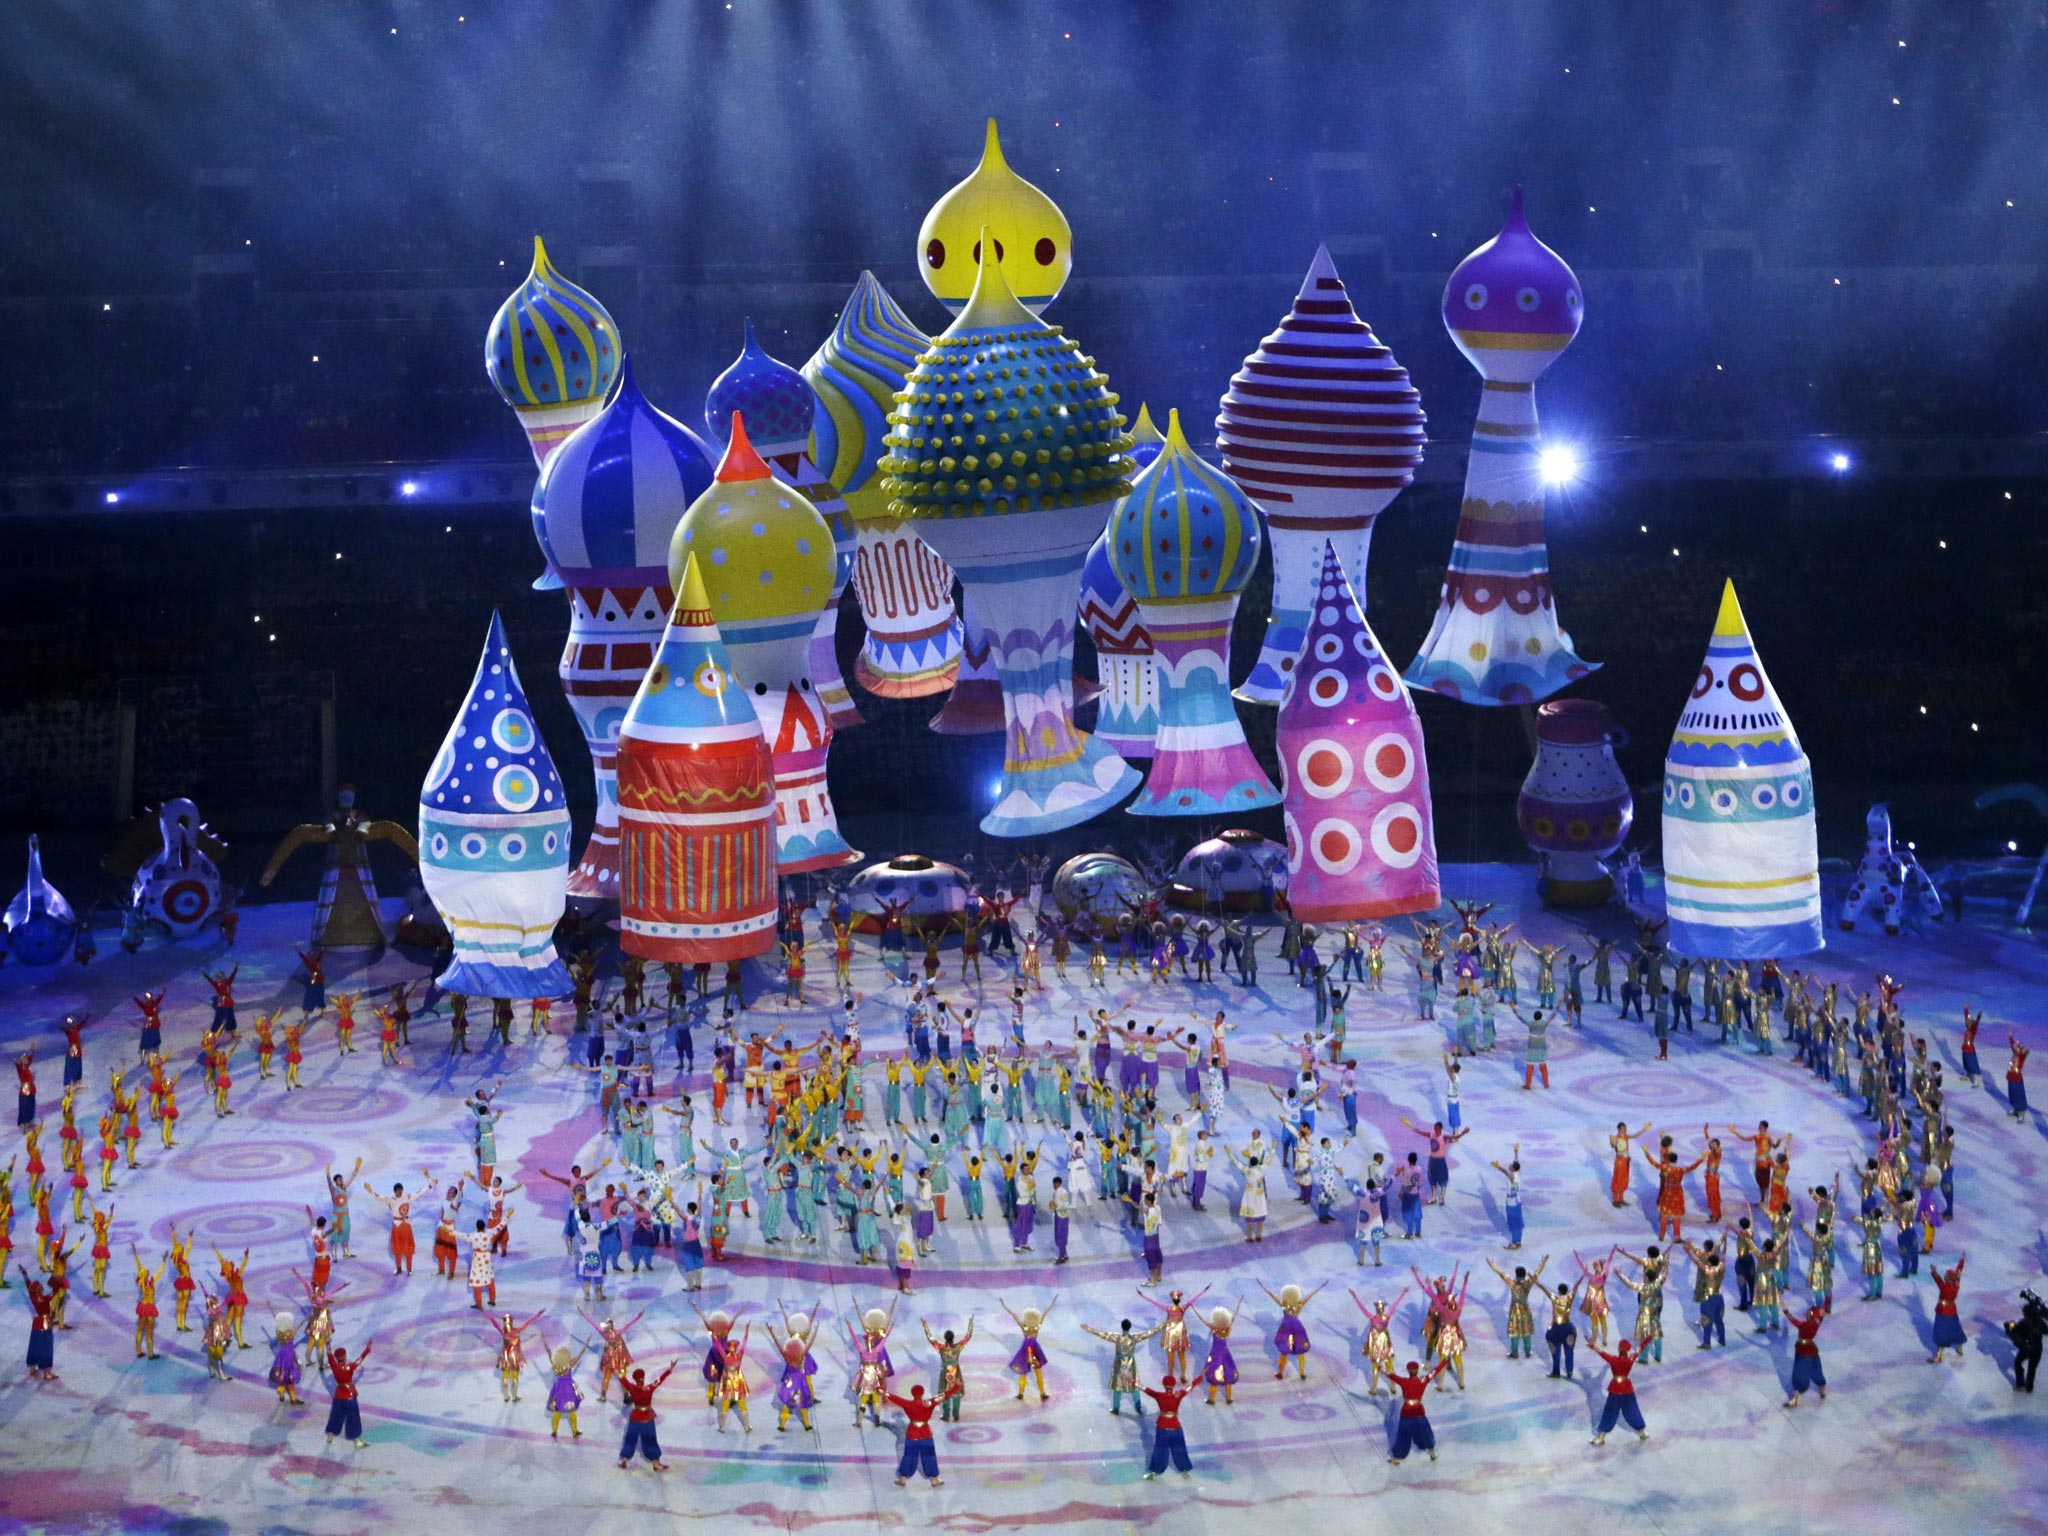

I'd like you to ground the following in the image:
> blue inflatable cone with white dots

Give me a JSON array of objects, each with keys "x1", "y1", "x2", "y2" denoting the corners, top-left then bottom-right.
[{"x1": 419, "y1": 611, "x2": 574, "y2": 997}]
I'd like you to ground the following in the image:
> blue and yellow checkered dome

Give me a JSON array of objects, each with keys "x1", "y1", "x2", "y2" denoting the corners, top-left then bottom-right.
[
  {"x1": 1106, "y1": 409, "x2": 1263, "y2": 603},
  {"x1": 704, "y1": 318, "x2": 819, "y2": 455},
  {"x1": 485, "y1": 236, "x2": 621, "y2": 410}
]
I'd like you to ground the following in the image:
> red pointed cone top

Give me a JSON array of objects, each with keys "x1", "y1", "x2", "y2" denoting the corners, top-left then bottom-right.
[{"x1": 715, "y1": 411, "x2": 773, "y2": 483}]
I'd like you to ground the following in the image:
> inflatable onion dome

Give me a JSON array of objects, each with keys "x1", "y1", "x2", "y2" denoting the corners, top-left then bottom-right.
[
  {"x1": 802, "y1": 272, "x2": 931, "y2": 521},
  {"x1": 1216, "y1": 244, "x2": 1426, "y2": 505},
  {"x1": 1107, "y1": 409, "x2": 1263, "y2": 603},
  {"x1": 1442, "y1": 187, "x2": 1583, "y2": 383},
  {"x1": 620, "y1": 554, "x2": 755, "y2": 740},
  {"x1": 485, "y1": 236, "x2": 621, "y2": 410},
  {"x1": 880, "y1": 238, "x2": 1131, "y2": 524},
  {"x1": 670, "y1": 415, "x2": 836, "y2": 630},
  {"x1": 704, "y1": 318, "x2": 820, "y2": 455},
  {"x1": 422, "y1": 611, "x2": 567, "y2": 823},
  {"x1": 917, "y1": 119, "x2": 1072, "y2": 316},
  {"x1": 535, "y1": 356, "x2": 715, "y2": 580},
  {"x1": 1078, "y1": 525, "x2": 1149, "y2": 653},
  {"x1": 1126, "y1": 402, "x2": 1168, "y2": 474}
]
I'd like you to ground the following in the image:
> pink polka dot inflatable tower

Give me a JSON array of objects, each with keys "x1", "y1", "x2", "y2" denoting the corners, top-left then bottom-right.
[{"x1": 1278, "y1": 541, "x2": 1439, "y2": 920}]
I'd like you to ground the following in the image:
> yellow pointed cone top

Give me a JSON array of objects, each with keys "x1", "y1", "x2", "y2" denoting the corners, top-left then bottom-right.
[
  {"x1": 981, "y1": 117, "x2": 1007, "y2": 172},
  {"x1": 1163, "y1": 408, "x2": 1194, "y2": 457},
  {"x1": 675, "y1": 550, "x2": 714, "y2": 625},
  {"x1": 531, "y1": 234, "x2": 554, "y2": 280},
  {"x1": 1712, "y1": 578, "x2": 1748, "y2": 640},
  {"x1": 1130, "y1": 402, "x2": 1164, "y2": 447},
  {"x1": 954, "y1": 226, "x2": 1037, "y2": 332}
]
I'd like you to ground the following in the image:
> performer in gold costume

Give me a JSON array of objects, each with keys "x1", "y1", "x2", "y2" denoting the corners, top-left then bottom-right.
[{"x1": 259, "y1": 787, "x2": 418, "y2": 949}]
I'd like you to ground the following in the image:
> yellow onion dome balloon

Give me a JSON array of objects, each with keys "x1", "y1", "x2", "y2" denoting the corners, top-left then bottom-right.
[
  {"x1": 880, "y1": 236, "x2": 1131, "y2": 524},
  {"x1": 917, "y1": 119, "x2": 1072, "y2": 317},
  {"x1": 670, "y1": 414, "x2": 835, "y2": 630}
]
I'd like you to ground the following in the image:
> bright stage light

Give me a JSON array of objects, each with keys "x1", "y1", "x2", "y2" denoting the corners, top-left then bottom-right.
[
  {"x1": 1538, "y1": 445, "x2": 1582, "y2": 486},
  {"x1": 399, "y1": 480, "x2": 419, "y2": 497},
  {"x1": 104, "y1": 491, "x2": 120, "y2": 505},
  {"x1": 1828, "y1": 451, "x2": 1852, "y2": 473}
]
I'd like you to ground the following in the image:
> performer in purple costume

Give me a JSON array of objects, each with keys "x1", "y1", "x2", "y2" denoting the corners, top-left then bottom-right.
[
  {"x1": 1198, "y1": 1299, "x2": 1245, "y2": 1405},
  {"x1": 1259, "y1": 1281, "x2": 1327, "y2": 1379}
]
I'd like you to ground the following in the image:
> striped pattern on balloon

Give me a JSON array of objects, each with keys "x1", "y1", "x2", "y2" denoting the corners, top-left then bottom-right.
[
  {"x1": 1107, "y1": 411, "x2": 1277, "y2": 816},
  {"x1": 533, "y1": 359, "x2": 714, "y2": 899},
  {"x1": 1661, "y1": 580, "x2": 1823, "y2": 960},
  {"x1": 485, "y1": 236, "x2": 621, "y2": 470},
  {"x1": 804, "y1": 271, "x2": 962, "y2": 699},
  {"x1": 1077, "y1": 527, "x2": 1158, "y2": 759},
  {"x1": 1217, "y1": 246, "x2": 1426, "y2": 704},
  {"x1": 1407, "y1": 188, "x2": 1595, "y2": 707},
  {"x1": 616, "y1": 554, "x2": 779, "y2": 963}
]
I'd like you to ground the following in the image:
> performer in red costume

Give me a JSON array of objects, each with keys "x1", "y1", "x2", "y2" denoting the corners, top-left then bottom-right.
[
  {"x1": 1928, "y1": 1253, "x2": 1968, "y2": 1362},
  {"x1": 1387, "y1": 1358, "x2": 1449, "y2": 1463},
  {"x1": 1590, "y1": 1338, "x2": 1648, "y2": 1445},
  {"x1": 324, "y1": 1341, "x2": 373, "y2": 1447},
  {"x1": 616, "y1": 1362, "x2": 678, "y2": 1470},
  {"x1": 1141, "y1": 1374, "x2": 1194, "y2": 1479},
  {"x1": 886, "y1": 1381, "x2": 959, "y2": 1486},
  {"x1": 1784, "y1": 1303, "x2": 1829, "y2": 1407}
]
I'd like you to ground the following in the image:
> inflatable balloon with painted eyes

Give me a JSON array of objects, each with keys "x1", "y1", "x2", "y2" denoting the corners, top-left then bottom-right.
[
  {"x1": 916, "y1": 118, "x2": 1073, "y2": 317},
  {"x1": 418, "y1": 612, "x2": 572, "y2": 998},
  {"x1": 1661, "y1": 580, "x2": 1823, "y2": 959},
  {"x1": 1278, "y1": 541, "x2": 1439, "y2": 921},
  {"x1": 1407, "y1": 188, "x2": 1596, "y2": 706},
  {"x1": 615, "y1": 553, "x2": 779, "y2": 964}
]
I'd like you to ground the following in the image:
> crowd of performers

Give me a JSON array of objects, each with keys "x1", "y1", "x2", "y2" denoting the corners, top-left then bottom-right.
[{"x1": 4, "y1": 876, "x2": 2042, "y2": 1481}]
